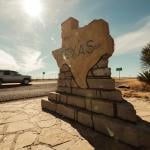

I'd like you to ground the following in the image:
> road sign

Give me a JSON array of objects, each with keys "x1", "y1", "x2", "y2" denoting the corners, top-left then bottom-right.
[
  {"x1": 116, "y1": 67, "x2": 122, "y2": 71},
  {"x1": 116, "y1": 67, "x2": 122, "y2": 79}
]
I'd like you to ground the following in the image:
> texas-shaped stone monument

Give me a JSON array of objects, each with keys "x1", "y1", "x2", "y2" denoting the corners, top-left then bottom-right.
[
  {"x1": 41, "y1": 17, "x2": 150, "y2": 150},
  {"x1": 53, "y1": 18, "x2": 114, "y2": 88}
]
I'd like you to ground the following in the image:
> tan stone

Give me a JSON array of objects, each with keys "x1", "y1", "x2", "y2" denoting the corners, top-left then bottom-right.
[
  {"x1": 6, "y1": 120, "x2": 34, "y2": 133},
  {"x1": 71, "y1": 79, "x2": 78, "y2": 88},
  {"x1": 37, "y1": 119, "x2": 57, "y2": 128},
  {"x1": 0, "y1": 125, "x2": 4, "y2": 134},
  {"x1": 67, "y1": 95, "x2": 85, "y2": 108},
  {"x1": 57, "y1": 86, "x2": 66, "y2": 93},
  {"x1": 65, "y1": 79, "x2": 71, "y2": 87},
  {"x1": 87, "y1": 78, "x2": 115, "y2": 89},
  {"x1": 59, "y1": 72, "x2": 65, "y2": 79},
  {"x1": 48, "y1": 92, "x2": 59, "y2": 102},
  {"x1": 53, "y1": 18, "x2": 114, "y2": 88},
  {"x1": 77, "y1": 111, "x2": 93, "y2": 127},
  {"x1": 72, "y1": 88, "x2": 97, "y2": 97},
  {"x1": 85, "y1": 98, "x2": 92, "y2": 111},
  {"x1": 31, "y1": 145, "x2": 53, "y2": 150},
  {"x1": 117, "y1": 102, "x2": 137, "y2": 122},
  {"x1": 15, "y1": 132, "x2": 36, "y2": 149},
  {"x1": 57, "y1": 79, "x2": 66, "y2": 87},
  {"x1": 39, "y1": 128, "x2": 73, "y2": 146},
  {"x1": 57, "y1": 87, "x2": 72, "y2": 94},
  {"x1": 41, "y1": 99, "x2": 57, "y2": 112},
  {"x1": 100, "y1": 89, "x2": 123, "y2": 101},
  {"x1": 93, "y1": 114, "x2": 139, "y2": 147},
  {"x1": 60, "y1": 64, "x2": 70, "y2": 72},
  {"x1": 54, "y1": 140, "x2": 77, "y2": 150},
  {"x1": 56, "y1": 104, "x2": 75, "y2": 120},
  {"x1": 92, "y1": 68, "x2": 111, "y2": 77},
  {"x1": 0, "y1": 134, "x2": 15, "y2": 150},
  {"x1": 59, "y1": 94, "x2": 67, "y2": 103},
  {"x1": 97, "y1": 58, "x2": 108, "y2": 68},
  {"x1": 92, "y1": 100, "x2": 114, "y2": 116},
  {"x1": 65, "y1": 72, "x2": 73, "y2": 78},
  {"x1": 5, "y1": 113, "x2": 28, "y2": 123},
  {"x1": 69, "y1": 140, "x2": 94, "y2": 150}
]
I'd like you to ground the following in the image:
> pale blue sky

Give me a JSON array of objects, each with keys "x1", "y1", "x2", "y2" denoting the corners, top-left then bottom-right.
[{"x1": 0, "y1": 0, "x2": 150, "y2": 78}]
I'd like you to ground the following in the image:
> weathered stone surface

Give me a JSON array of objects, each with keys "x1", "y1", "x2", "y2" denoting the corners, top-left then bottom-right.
[
  {"x1": 72, "y1": 88, "x2": 97, "y2": 97},
  {"x1": 54, "y1": 140, "x2": 78, "y2": 150},
  {"x1": 37, "y1": 119, "x2": 57, "y2": 128},
  {"x1": 100, "y1": 89, "x2": 123, "y2": 101},
  {"x1": 117, "y1": 102, "x2": 137, "y2": 122},
  {"x1": 56, "y1": 104, "x2": 75, "y2": 120},
  {"x1": 53, "y1": 18, "x2": 114, "y2": 88},
  {"x1": 67, "y1": 95, "x2": 85, "y2": 108},
  {"x1": 41, "y1": 99, "x2": 56, "y2": 112},
  {"x1": 31, "y1": 145, "x2": 53, "y2": 150},
  {"x1": 71, "y1": 79, "x2": 78, "y2": 88},
  {"x1": 77, "y1": 111, "x2": 93, "y2": 127},
  {"x1": 39, "y1": 128, "x2": 73, "y2": 146},
  {"x1": 15, "y1": 132, "x2": 36, "y2": 149},
  {"x1": 92, "y1": 100, "x2": 114, "y2": 116},
  {"x1": 0, "y1": 134, "x2": 15, "y2": 150},
  {"x1": 6, "y1": 120, "x2": 34, "y2": 133},
  {"x1": 69, "y1": 140, "x2": 94, "y2": 150},
  {"x1": 5, "y1": 113, "x2": 28, "y2": 123},
  {"x1": 97, "y1": 58, "x2": 108, "y2": 68},
  {"x1": 93, "y1": 114, "x2": 139, "y2": 147},
  {"x1": 48, "y1": 92, "x2": 59, "y2": 102},
  {"x1": 59, "y1": 72, "x2": 65, "y2": 79},
  {"x1": 92, "y1": 68, "x2": 111, "y2": 77},
  {"x1": 57, "y1": 79, "x2": 66, "y2": 87},
  {"x1": 59, "y1": 94, "x2": 67, "y2": 103},
  {"x1": 0, "y1": 125, "x2": 4, "y2": 134},
  {"x1": 87, "y1": 78, "x2": 115, "y2": 89},
  {"x1": 60, "y1": 64, "x2": 70, "y2": 72},
  {"x1": 57, "y1": 87, "x2": 72, "y2": 94}
]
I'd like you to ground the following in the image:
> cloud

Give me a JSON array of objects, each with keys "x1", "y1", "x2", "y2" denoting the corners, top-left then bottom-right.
[
  {"x1": 0, "y1": 47, "x2": 45, "y2": 73},
  {"x1": 17, "y1": 47, "x2": 45, "y2": 72},
  {"x1": 0, "y1": 49, "x2": 19, "y2": 70},
  {"x1": 115, "y1": 17, "x2": 150, "y2": 55}
]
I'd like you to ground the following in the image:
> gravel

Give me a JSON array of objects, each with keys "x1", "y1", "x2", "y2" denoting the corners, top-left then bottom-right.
[{"x1": 0, "y1": 83, "x2": 57, "y2": 102}]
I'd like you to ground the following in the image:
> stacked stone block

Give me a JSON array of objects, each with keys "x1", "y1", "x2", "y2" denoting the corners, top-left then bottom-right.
[
  {"x1": 42, "y1": 61, "x2": 150, "y2": 149},
  {"x1": 41, "y1": 17, "x2": 150, "y2": 149}
]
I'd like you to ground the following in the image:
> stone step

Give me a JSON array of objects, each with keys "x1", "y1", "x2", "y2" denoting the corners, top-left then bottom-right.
[
  {"x1": 47, "y1": 92, "x2": 136, "y2": 122},
  {"x1": 41, "y1": 99, "x2": 149, "y2": 148}
]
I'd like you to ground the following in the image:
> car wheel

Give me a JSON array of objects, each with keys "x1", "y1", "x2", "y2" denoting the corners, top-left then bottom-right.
[{"x1": 22, "y1": 79, "x2": 29, "y2": 85}]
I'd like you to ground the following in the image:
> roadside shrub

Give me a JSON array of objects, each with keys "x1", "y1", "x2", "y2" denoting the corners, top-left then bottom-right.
[{"x1": 137, "y1": 70, "x2": 150, "y2": 85}]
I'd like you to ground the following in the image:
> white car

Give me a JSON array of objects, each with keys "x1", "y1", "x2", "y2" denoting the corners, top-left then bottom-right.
[{"x1": 0, "y1": 70, "x2": 31, "y2": 85}]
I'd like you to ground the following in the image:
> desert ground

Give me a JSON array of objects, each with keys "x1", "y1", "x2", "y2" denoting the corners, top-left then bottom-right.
[{"x1": 115, "y1": 78, "x2": 150, "y2": 101}]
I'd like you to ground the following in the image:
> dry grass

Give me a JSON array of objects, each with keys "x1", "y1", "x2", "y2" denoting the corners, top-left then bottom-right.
[{"x1": 115, "y1": 78, "x2": 150, "y2": 100}]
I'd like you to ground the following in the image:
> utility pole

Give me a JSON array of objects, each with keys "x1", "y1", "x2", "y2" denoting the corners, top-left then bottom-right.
[
  {"x1": 116, "y1": 67, "x2": 122, "y2": 80},
  {"x1": 42, "y1": 72, "x2": 45, "y2": 80}
]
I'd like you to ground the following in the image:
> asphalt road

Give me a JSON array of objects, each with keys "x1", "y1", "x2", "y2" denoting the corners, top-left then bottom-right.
[{"x1": 0, "y1": 81, "x2": 57, "y2": 102}]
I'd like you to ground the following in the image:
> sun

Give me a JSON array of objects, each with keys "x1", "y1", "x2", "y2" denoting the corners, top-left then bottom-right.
[{"x1": 22, "y1": 0, "x2": 42, "y2": 17}]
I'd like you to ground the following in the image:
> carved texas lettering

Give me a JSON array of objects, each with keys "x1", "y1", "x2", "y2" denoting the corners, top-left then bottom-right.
[{"x1": 62, "y1": 40, "x2": 101, "y2": 59}]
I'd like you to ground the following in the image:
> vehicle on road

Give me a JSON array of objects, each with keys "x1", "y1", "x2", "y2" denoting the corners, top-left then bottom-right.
[{"x1": 0, "y1": 70, "x2": 31, "y2": 85}]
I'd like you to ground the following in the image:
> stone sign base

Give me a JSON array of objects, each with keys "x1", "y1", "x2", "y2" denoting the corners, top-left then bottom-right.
[{"x1": 41, "y1": 64, "x2": 150, "y2": 150}]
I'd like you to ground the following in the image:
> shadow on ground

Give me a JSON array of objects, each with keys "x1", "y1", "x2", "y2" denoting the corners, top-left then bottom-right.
[{"x1": 43, "y1": 108, "x2": 150, "y2": 150}]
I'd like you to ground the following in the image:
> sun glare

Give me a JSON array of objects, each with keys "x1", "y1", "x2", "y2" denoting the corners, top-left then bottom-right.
[{"x1": 22, "y1": 0, "x2": 42, "y2": 17}]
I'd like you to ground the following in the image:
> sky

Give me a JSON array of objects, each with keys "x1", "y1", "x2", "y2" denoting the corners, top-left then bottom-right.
[{"x1": 0, "y1": 0, "x2": 150, "y2": 79}]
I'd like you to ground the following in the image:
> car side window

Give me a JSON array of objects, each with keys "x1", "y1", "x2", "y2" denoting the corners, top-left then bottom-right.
[{"x1": 4, "y1": 71, "x2": 10, "y2": 75}]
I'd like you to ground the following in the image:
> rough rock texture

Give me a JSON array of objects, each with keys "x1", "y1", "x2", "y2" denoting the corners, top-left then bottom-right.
[
  {"x1": 53, "y1": 18, "x2": 114, "y2": 88},
  {"x1": 41, "y1": 17, "x2": 150, "y2": 150}
]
